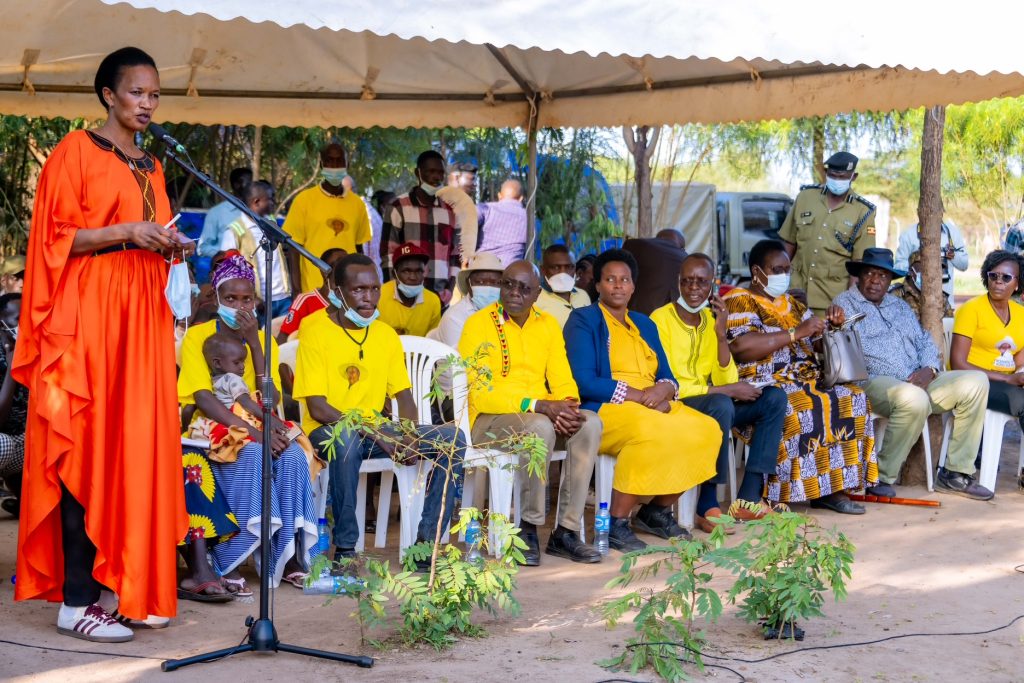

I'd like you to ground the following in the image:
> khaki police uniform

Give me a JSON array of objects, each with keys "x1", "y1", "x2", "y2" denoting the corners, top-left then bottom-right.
[{"x1": 778, "y1": 184, "x2": 876, "y2": 316}]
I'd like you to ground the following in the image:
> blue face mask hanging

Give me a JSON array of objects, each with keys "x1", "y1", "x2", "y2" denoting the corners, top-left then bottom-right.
[
  {"x1": 335, "y1": 288, "x2": 379, "y2": 328},
  {"x1": 164, "y1": 259, "x2": 193, "y2": 320}
]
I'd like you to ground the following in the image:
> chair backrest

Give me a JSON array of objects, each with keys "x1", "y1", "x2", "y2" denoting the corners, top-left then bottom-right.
[
  {"x1": 396, "y1": 335, "x2": 462, "y2": 426},
  {"x1": 942, "y1": 317, "x2": 954, "y2": 366},
  {"x1": 278, "y1": 339, "x2": 300, "y2": 421}
]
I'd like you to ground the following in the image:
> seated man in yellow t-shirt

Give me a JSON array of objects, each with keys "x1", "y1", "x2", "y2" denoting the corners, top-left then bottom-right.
[
  {"x1": 291, "y1": 253, "x2": 464, "y2": 568},
  {"x1": 377, "y1": 242, "x2": 441, "y2": 336},
  {"x1": 283, "y1": 143, "x2": 371, "y2": 294}
]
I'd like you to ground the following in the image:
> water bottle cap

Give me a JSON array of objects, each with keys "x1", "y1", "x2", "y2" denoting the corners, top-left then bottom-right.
[
  {"x1": 599, "y1": 502, "x2": 609, "y2": 510},
  {"x1": 318, "y1": 517, "x2": 328, "y2": 524}
]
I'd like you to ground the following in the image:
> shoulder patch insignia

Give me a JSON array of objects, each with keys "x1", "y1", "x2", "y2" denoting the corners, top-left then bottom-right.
[{"x1": 853, "y1": 194, "x2": 876, "y2": 211}]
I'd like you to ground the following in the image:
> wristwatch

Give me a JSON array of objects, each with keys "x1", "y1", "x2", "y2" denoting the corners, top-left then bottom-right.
[{"x1": 787, "y1": 328, "x2": 796, "y2": 343}]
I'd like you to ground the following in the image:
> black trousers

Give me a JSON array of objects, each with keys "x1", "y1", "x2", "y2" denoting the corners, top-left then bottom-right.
[
  {"x1": 60, "y1": 483, "x2": 102, "y2": 607},
  {"x1": 986, "y1": 379, "x2": 1024, "y2": 430}
]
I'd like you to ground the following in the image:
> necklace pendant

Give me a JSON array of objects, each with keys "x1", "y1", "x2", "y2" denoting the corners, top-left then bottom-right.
[{"x1": 359, "y1": 349, "x2": 364, "y2": 360}]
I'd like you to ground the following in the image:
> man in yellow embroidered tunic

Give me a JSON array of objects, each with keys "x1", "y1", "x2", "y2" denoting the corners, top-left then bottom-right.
[{"x1": 459, "y1": 260, "x2": 603, "y2": 565}]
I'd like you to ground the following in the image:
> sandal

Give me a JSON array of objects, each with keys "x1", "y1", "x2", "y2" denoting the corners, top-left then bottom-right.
[
  {"x1": 283, "y1": 571, "x2": 308, "y2": 589},
  {"x1": 220, "y1": 576, "x2": 253, "y2": 598},
  {"x1": 695, "y1": 508, "x2": 736, "y2": 535},
  {"x1": 177, "y1": 579, "x2": 234, "y2": 603}
]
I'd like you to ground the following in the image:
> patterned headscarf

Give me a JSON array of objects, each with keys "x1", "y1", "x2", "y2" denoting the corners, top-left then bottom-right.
[{"x1": 211, "y1": 250, "x2": 255, "y2": 292}]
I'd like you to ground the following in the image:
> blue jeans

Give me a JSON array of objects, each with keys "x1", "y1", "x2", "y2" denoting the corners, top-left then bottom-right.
[
  {"x1": 682, "y1": 387, "x2": 787, "y2": 485},
  {"x1": 312, "y1": 423, "x2": 465, "y2": 549}
]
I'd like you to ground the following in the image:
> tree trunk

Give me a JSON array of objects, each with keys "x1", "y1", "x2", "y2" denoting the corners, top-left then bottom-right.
[
  {"x1": 622, "y1": 126, "x2": 660, "y2": 238},
  {"x1": 811, "y1": 118, "x2": 826, "y2": 184},
  {"x1": 902, "y1": 105, "x2": 946, "y2": 487}
]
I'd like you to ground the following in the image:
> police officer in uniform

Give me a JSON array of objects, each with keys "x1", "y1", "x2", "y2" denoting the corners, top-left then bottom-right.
[{"x1": 778, "y1": 151, "x2": 876, "y2": 317}]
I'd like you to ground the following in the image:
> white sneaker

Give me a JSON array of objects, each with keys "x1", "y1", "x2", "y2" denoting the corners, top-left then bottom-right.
[
  {"x1": 56, "y1": 603, "x2": 134, "y2": 643},
  {"x1": 97, "y1": 589, "x2": 171, "y2": 629}
]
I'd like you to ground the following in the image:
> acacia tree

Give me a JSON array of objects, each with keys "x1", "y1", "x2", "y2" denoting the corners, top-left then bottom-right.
[{"x1": 622, "y1": 125, "x2": 661, "y2": 238}]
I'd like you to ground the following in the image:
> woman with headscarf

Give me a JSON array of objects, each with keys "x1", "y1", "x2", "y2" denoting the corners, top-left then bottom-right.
[
  {"x1": 177, "y1": 252, "x2": 316, "y2": 594},
  {"x1": 14, "y1": 47, "x2": 188, "y2": 642}
]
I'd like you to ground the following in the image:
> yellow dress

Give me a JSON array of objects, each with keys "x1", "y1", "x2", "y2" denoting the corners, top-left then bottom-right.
[{"x1": 597, "y1": 307, "x2": 721, "y2": 495}]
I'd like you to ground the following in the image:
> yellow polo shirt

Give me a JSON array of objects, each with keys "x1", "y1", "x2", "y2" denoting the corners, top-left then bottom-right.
[
  {"x1": 458, "y1": 302, "x2": 578, "y2": 427},
  {"x1": 283, "y1": 186, "x2": 371, "y2": 292},
  {"x1": 377, "y1": 280, "x2": 442, "y2": 337},
  {"x1": 291, "y1": 309, "x2": 412, "y2": 433},
  {"x1": 535, "y1": 287, "x2": 591, "y2": 328},
  {"x1": 953, "y1": 294, "x2": 1024, "y2": 373},
  {"x1": 650, "y1": 303, "x2": 738, "y2": 398},
  {"x1": 177, "y1": 320, "x2": 281, "y2": 407}
]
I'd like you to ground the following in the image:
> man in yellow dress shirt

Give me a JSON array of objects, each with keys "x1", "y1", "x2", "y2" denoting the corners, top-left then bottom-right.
[
  {"x1": 535, "y1": 244, "x2": 591, "y2": 327},
  {"x1": 284, "y1": 143, "x2": 372, "y2": 293},
  {"x1": 651, "y1": 253, "x2": 787, "y2": 529},
  {"x1": 377, "y1": 242, "x2": 441, "y2": 336},
  {"x1": 459, "y1": 260, "x2": 602, "y2": 565}
]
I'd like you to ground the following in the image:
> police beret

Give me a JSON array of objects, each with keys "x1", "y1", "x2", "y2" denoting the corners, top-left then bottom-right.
[{"x1": 824, "y1": 151, "x2": 858, "y2": 172}]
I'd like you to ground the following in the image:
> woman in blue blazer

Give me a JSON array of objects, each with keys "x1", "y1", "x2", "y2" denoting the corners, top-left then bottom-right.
[{"x1": 564, "y1": 249, "x2": 722, "y2": 552}]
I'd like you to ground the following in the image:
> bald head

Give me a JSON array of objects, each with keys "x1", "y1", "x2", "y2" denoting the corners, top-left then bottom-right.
[
  {"x1": 500, "y1": 259, "x2": 541, "y2": 318},
  {"x1": 499, "y1": 179, "x2": 524, "y2": 201},
  {"x1": 656, "y1": 229, "x2": 686, "y2": 250}
]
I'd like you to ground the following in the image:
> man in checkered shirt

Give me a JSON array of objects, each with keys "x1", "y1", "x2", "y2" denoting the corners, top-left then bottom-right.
[{"x1": 381, "y1": 150, "x2": 460, "y2": 305}]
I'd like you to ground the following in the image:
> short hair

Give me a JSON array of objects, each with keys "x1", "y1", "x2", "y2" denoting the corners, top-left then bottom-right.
[
  {"x1": 333, "y1": 253, "x2": 376, "y2": 287},
  {"x1": 543, "y1": 244, "x2": 571, "y2": 259},
  {"x1": 576, "y1": 253, "x2": 597, "y2": 269},
  {"x1": 747, "y1": 240, "x2": 788, "y2": 273},
  {"x1": 980, "y1": 249, "x2": 1024, "y2": 295},
  {"x1": 230, "y1": 167, "x2": 253, "y2": 185},
  {"x1": 683, "y1": 252, "x2": 716, "y2": 273},
  {"x1": 0, "y1": 292, "x2": 21, "y2": 315},
  {"x1": 320, "y1": 247, "x2": 347, "y2": 262},
  {"x1": 593, "y1": 248, "x2": 639, "y2": 282},
  {"x1": 416, "y1": 150, "x2": 444, "y2": 169},
  {"x1": 202, "y1": 332, "x2": 245, "y2": 363},
  {"x1": 243, "y1": 180, "x2": 274, "y2": 204},
  {"x1": 450, "y1": 161, "x2": 478, "y2": 174},
  {"x1": 94, "y1": 47, "x2": 157, "y2": 110}
]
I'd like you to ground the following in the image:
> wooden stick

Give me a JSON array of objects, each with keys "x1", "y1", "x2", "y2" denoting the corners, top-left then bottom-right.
[{"x1": 847, "y1": 493, "x2": 941, "y2": 507}]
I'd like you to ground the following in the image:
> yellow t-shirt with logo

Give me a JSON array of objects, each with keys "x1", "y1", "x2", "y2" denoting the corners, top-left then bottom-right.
[
  {"x1": 177, "y1": 320, "x2": 281, "y2": 408},
  {"x1": 283, "y1": 186, "x2": 371, "y2": 292},
  {"x1": 952, "y1": 294, "x2": 1024, "y2": 373},
  {"x1": 377, "y1": 280, "x2": 442, "y2": 337},
  {"x1": 291, "y1": 309, "x2": 412, "y2": 433}
]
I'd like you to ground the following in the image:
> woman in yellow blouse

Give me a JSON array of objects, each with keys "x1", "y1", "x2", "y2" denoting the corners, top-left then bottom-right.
[{"x1": 564, "y1": 249, "x2": 721, "y2": 552}]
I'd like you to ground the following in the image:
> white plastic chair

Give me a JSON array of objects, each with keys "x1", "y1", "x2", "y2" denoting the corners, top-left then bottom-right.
[
  {"x1": 280, "y1": 339, "x2": 396, "y2": 553},
  {"x1": 940, "y1": 409, "x2": 1023, "y2": 493},
  {"x1": 871, "y1": 412, "x2": 934, "y2": 492}
]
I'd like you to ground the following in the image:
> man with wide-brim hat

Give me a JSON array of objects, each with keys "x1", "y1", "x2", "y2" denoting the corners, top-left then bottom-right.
[
  {"x1": 779, "y1": 151, "x2": 877, "y2": 318},
  {"x1": 430, "y1": 252, "x2": 503, "y2": 350},
  {"x1": 0, "y1": 255, "x2": 25, "y2": 295},
  {"x1": 833, "y1": 247, "x2": 992, "y2": 502}
]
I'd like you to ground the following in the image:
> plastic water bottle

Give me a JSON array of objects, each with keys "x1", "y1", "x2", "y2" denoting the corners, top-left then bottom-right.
[
  {"x1": 314, "y1": 518, "x2": 330, "y2": 559},
  {"x1": 302, "y1": 574, "x2": 362, "y2": 595},
  {"x1": 465, "y1": 519, "x2": 483, "y2": 564},
  {"x1": 595, "y1": 502, "x2": 611, "y2": 556}
]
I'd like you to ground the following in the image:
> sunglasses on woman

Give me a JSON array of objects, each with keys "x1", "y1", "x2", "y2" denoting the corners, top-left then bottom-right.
[{"x1": 986, "y1": 271, "x2": 1016, "y2": 284}]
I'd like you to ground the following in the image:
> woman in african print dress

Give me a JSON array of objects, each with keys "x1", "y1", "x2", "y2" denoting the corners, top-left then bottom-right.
[{"x1": 725, "y1": 240, "x2": 877, "y2": 515}]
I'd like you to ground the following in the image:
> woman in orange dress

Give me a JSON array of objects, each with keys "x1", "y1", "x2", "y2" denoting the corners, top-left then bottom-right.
[{"x1": 13, "y1": 47, "x2": 188, "y2": 643}]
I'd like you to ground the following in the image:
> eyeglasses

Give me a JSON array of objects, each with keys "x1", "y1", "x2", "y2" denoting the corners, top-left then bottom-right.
[
  {"x1": 500, "y1": 279, "x2": 535, "y2": 295},
  {"x1": 986, "y1": 271, "x2": 1017, "y2": 284}
]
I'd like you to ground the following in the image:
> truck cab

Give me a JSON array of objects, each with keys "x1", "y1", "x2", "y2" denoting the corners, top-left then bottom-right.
[{"x1": 716, "y1": 192, "x2": 793, "y2": 283}]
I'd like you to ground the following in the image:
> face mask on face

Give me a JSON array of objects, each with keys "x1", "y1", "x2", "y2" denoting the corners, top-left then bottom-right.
[
  {"x1": 547, "y1": 272, "x2": 576, "y2": 293},
  {"x1": 397, "y1": 281, "x2": 424, "y2": 298},
  {"x1": 216, "y1": 293, "x2": 241, "y2": 330},
  {"x1": 417, "y1": 171, "x2": 442, "y2": 197},
  {"x1": 470, "y1": 285, "x2": 500, "y2": 309},
  {"x1": 321, "y1": 167, "x2": 348, "y2": 186},
  {"x1": 825, "y1": 176, "x2": 852, "y2": 196},
  {"x1": 756, "y1": 266, "x2": 791, "y2": 299},
  {"x1": 342, "y1": 302, "x2": 380, "y2": 328},
  {"x1": 677, "y1": 292, "x2": 709, "y2": 314}
]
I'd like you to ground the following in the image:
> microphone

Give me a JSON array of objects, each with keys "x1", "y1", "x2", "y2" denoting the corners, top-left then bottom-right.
[{"x1": 147, "y1": 122, "x2": 187, "y2": 154}]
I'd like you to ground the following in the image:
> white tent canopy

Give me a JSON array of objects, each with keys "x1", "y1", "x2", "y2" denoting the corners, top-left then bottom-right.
[{"x1": 1, "y1": 0, "x2": 1023, "y2": 129}]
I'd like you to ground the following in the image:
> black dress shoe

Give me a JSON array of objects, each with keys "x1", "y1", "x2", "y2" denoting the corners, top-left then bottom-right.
[
  {"x1": 809, "y1": 493, "x2": 865, "y2": 515},
  {"x1": 866, "y1": 483, "x2": 896, "y2": 498},
  {"x1": 545, "y1": 527, "x2": 601, "y2": 564},
  {"x1": 608, "y1": 518, "x2": 647, "y2": 552},
  {"x1": 519, "y1": 529, "x2": 541, "y2": 566}
]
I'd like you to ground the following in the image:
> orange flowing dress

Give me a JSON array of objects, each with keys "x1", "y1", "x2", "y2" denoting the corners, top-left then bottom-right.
[{"x1": 12, "y1": 130, "x2": 187, "y2": 619}]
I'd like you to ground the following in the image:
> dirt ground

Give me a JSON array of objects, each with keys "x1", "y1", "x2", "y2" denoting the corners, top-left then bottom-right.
[{"x1": 3, "y1": 429, "x2": 1024, "y2": 683}]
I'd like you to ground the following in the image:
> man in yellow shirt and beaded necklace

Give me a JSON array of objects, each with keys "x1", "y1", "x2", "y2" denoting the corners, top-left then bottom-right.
[{"x1": 459, "y1": 260, "x2": 603, "y2": 565}]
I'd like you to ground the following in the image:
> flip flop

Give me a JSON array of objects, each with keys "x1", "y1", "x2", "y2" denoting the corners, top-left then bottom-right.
[
  {"x1": 221, "y1": 576, "x2": 253, "y2": 598},
  {"x1": 177, "y1": 579, "x2": 234, "y2": 603},
  {"x1": 283, "y1": 571, "x2": 308, "y2": 589}
]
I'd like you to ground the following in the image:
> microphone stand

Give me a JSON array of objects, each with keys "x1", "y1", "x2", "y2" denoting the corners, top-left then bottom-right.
[{"x1": 157, "y1": 143, "x2": 372, "y2": 672}]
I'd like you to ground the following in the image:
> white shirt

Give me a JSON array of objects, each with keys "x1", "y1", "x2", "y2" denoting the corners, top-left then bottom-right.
[
  {"x1": 221, "y1": 214, "x2": 291, "y2": 301},
  {"x1": 893, "y1": 221, "x2": 968, "y2": 300}
]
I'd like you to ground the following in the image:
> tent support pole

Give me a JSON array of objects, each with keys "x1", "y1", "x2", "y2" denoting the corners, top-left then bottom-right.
[{"x1": 526, "y1": 97, "x2": 539, "y2": 261}]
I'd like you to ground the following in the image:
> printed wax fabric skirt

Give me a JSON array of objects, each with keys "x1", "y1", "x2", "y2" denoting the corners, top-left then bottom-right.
[{"x1": 181, "y1": 447, "x2": 239, "y2": 545}]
